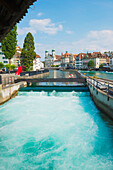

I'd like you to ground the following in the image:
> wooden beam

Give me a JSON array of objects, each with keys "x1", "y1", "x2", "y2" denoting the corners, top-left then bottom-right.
[
  {"x1": 0, "y1": 0, "x2": 17, "y2": 13},
  {"x1": 0, "y1": 16, "x2": 9, "y2": 27}
]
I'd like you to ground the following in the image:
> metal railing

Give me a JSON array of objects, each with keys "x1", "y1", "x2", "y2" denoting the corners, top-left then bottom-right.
[
  {"x1": 86, "y1": 76, "x2": 113, "y2": 96},
  {"x1": 20, "y1": 69, "x2": 49, "y2": 76},
  {"x1": 0, "y1": 75, "x2": 17, "y2": 87}
]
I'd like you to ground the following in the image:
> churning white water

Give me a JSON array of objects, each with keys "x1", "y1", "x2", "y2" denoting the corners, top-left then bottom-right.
[{"x1": 0, "y1": 91, "x2": 113, "y2": 169}]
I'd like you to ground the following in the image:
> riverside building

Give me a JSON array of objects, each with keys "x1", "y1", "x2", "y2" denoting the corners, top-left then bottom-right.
[
  {"x1": 45, "y1": 49, "x2": 61, "y2": 68},
  {"x1": 61, "y1": 51, "x2": 77, "y2": 68},
  {"x1": 108, "y1": 52, "x2": 113, "y2": 68},
  {"x1": 0, "y1": 46, "x2": 9, "y2": 65},
  {"x1": 75, "y1": 52, "x2": 109, "y2": 69},
  {"x1": 11, "y1": 45, "x2": 22, "y2": 67},
  {"x1": 33, "y1": 55, "x2": 44, "y2": 71}
]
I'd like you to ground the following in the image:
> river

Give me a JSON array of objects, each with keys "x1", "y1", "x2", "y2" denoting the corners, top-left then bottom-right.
[
  {"x1": 80, "y1": 70, "x2": 113, "y2": 80},
  {"x1": 0, "y1": 70, "x2": 113, "y2": 169}
]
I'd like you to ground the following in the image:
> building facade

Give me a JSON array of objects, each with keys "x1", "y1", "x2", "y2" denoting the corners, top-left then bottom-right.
[
  {"x1": 75, "y1": 52, "x2": 108, "y2": 69},
  {"x1": 61, "y1": 51, "x2": 70, "y2": 67},
  {"x1": 69, "y1": 54, "x2": 75, "y2": 68},
  {"x1": 45, "y1": 49, "x2": 61, "y2": 67},
  {"x1": 33, "y1": 55, "x2": 44, "y2": 71},
  {"x1": 75, "y1": 53, "x2": 86, "y2": 69},
  {"x1": 11, "y1": 45, "x2": 22, "y2": 67},
  {"x1": 0, "y1": 46, "x2": 9, "y2": 66}
]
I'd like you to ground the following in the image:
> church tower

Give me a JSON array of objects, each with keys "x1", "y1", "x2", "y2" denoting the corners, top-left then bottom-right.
[
  {"x1": 52, "y1": 49, "x2": 56, "y2": 65},
  {"x1": 45, "y1": 50, "x2": 49, "y2": 67}
]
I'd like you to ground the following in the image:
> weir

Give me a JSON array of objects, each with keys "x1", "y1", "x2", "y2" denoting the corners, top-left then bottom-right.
[{"x1": 16, "y1": 77, "x2": 88, "y2": 92}]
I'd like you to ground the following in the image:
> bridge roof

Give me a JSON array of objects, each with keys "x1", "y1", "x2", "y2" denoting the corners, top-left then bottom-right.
[{"x1": 0, "y1": 0, "x2": 37, "y2": 42}]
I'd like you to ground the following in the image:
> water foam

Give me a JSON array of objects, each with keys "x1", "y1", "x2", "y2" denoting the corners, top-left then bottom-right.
[{"x1": 0, "y1": 91, "x2": 113, "y2": 169}]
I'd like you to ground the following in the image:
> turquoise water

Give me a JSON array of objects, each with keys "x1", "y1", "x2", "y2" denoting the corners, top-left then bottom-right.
[
  {"x1": 80, "y1": 71, "x2": 113, "y2": 80},
  {"x1": 0, "y1": 91, "x2": 113, "y2": 169},
  {"x1": 36, "y1": 70, "x2": 79, "y2": 86}
]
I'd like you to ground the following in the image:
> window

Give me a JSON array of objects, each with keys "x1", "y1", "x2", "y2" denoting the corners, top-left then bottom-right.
[{"x1": 3, "y1": 61, "x2": 8, "y2": 63}]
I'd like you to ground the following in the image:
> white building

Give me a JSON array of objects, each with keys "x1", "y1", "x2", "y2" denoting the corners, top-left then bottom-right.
[
  {"x1": 0, "y1": 46, "x2": 9, "y2": 65},
  {"x1": 75, "y1": 56, "x2": 83, "y2": 69},
  {"x1": 75, "y1": 53, "x2": 86, "y2": 69},
  {"x1": 82, "y1": 57, "x2": 107, "y2": 69},
  {"x1": 11, "y1": 45, "x2": 22, "y2": 66},
  {"x1": 33, "y1": 54, "x2": 44, "y2": 71},
  {"x1": 45, "y1": 49, "x2": 61, "y2": 67},
  {"x1": 61, "y1": 51, "x2": 70, "y2": 67},
  {"x1": 109, "y1": 56, "x2": 113, "y2": 68}
]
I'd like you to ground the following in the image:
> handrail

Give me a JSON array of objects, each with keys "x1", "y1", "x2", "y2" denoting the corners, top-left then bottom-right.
[
  {"x1": 86, "y1": 76, "x2": 113, "y2": 96},
  {"x1": 0, "y1": 75, "x2": 17, "y2": 87}
]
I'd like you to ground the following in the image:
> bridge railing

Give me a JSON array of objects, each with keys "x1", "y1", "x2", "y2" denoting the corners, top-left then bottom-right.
[
  {"x1": 0, "y1": 75, "x2": 17, "y2": 87},
  {"x1": 20, "y1": 69, "x2": 49, "y2": 76},
  {"x1": 87, "y1": 76, "x2": 113, "y2": 95}
]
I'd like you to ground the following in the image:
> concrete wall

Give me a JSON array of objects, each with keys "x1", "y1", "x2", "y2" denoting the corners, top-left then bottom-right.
[
  {"x1": 88, "y1": 82, "x2": 113, "y2": 119},
  {"x1": 0, "y1": 81, "x2": 27, "y2": 105}
]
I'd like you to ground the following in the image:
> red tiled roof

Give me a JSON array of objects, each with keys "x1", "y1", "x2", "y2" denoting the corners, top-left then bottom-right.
[
  {"x1": 36, "y1": 55, "x2": 41, "y2": 58},
  {"x1": 93, "y1": 52, "x2": 101, "y2": 54},
  {"x1": 78, "y1": 53, "x2": 86, "y2": 59},
  {"x1": 64, "y1": 53, "x2": 69, "y2": 56},
  {"x1": 73, "y1": 54, "x2": 78, "y2": 59},
  {"x1": 56, "y1": 55, "x2": 61, "y2": 60},
  {"x1": 54, "y1": 59, "x2": 61, "y2": 62},
  {"x1": 16, "y1": 45, "x2": 20, "y2": 49}
]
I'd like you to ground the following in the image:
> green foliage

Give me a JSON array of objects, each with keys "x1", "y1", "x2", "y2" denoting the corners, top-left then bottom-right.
[
  {"x1": 51, "y1": 65, "x2": 55, "y2": 67},
  {"x1": 26, "y1": 67, "x2": 30, "y2": 72},
  {"x1": 88, "y1": 60, "x2": 94, "y2": 68},
  {"x1": 51, "y1": 65, "x2": 59, "y2": 67},
  {"x1": 5, "y1": 64, "x2": 11, "y2": 70},
  {"x1": 0, "y1": 62, "x2": 4, "y2": 69},
  {"x1": 1, "y1": 25, "x2": 17, "y2": 64},
  {"x1": 11, "y1": 64, "x2": 16, "y2": 70},
  {"x1": 21, "y1": 32, "x2": 36, "y2": 69},
  {"x1": 99, "y1": 64, "x2": 103, "y2": 68}
]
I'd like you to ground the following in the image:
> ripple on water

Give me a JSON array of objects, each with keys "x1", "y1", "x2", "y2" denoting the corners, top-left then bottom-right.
[{"x1": 0, "y1": 91, "x2": 113, "y2": 169}]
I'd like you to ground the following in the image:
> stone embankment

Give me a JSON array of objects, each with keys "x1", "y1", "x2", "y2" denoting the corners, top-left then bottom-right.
[
  {"x1": 0, "y1": 80, "x2": 27, "y2": 105},
  {"x1": 80, "y1": 72, "x2": 113, "y2": 119},
  {"x1": 88, "y1": 81, "x2": 113, "y2": 119},
  {"x1": 0, "y1": 71, "x2": 49, "y2": 105}
]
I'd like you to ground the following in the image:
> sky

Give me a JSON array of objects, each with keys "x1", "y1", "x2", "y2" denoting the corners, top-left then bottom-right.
[{"x1": 17, "y1": 0, "x2": 113, "y2": 60}]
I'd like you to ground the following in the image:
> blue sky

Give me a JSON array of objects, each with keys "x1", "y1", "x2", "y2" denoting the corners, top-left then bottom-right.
[{"x1": 17, "y1": 0, "x2": 113, "y2": 60}]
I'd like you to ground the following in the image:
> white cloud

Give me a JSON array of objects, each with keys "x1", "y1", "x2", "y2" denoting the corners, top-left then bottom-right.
[
  {"x1": 17, "y1": 27, "x2": 36, "y2": 35},
  {"x1": 76, "y1": 30, "x2": 113, "y2": 52},
  {"x1": 18, "y1": 29, "x2": 113, "y2": 60},
  {"x1": 37, "y1": 12, "x2": 43, "y2": 17},
  {"x1": 17, "y1": 18, "x2": 63, "y2": 35},
  {"x1": 66, "y1": 30, "x2": 73, "y2": 34},
  {"x1": 35, "y1": 29, "x2": 113, "y2": 60}
]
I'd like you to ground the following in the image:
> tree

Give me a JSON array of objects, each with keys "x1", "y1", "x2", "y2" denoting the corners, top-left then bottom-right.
[
  {"x1": 11, "y1": 64, "x2": 16, "y2": 70},
  {"x1": 88, "y1": 60, "x2": 94, "y2": 68},
  {"x1": 99, "y1": 64, "x2": 103, "y2": 68},
  {"x1": 0, "y1": 62, "x2": 4, "y2": 69},
  {"x1": 5, "y1": 64, "x2": 11, "y2": 70},
  {"x1": 21, "y1": 32, "x2": 36, "y2": 70},
  {"x1": 1, "y1": 25, "x2": 17, "y2": 65}
]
